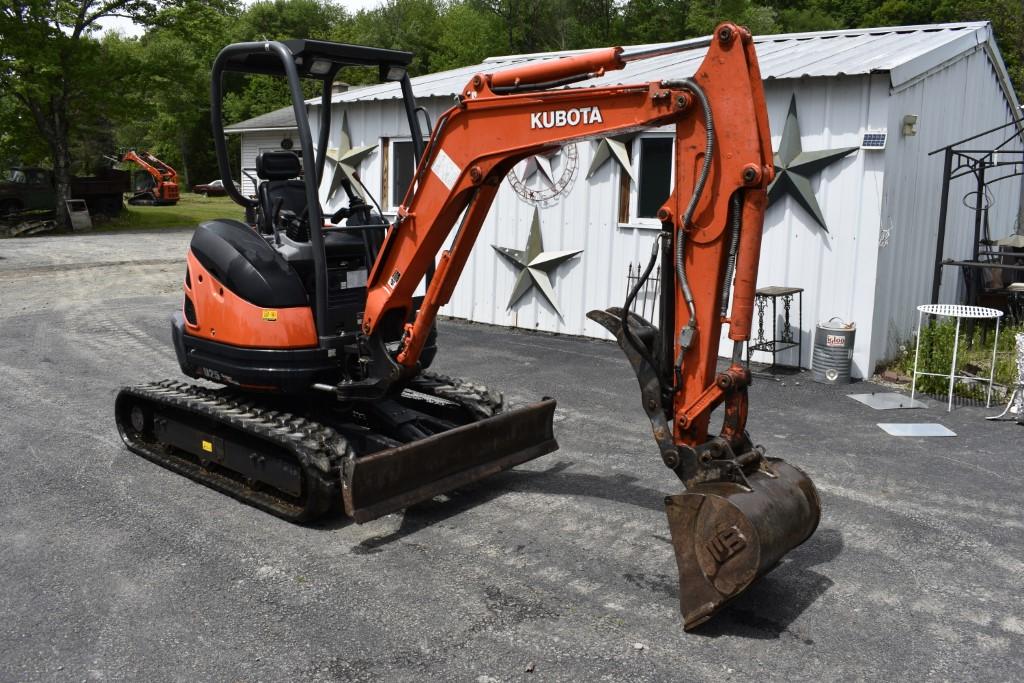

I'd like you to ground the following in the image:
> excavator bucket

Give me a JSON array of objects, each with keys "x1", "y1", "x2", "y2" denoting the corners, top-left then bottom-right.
[
  {"x1": 341, "y1": 399, "x2": 558, "y2": 523},
  {"x1": 666, "y1": 458, "x2": 821, "y2": 630}
]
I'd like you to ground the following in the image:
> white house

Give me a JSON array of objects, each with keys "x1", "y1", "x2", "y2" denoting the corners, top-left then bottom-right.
[
  {"x1": 225, "y1": 105, "x2": 298, "y2": 197},
  {"x1": 304, "y1": 22, "x2": 1022, "y2": 378}
]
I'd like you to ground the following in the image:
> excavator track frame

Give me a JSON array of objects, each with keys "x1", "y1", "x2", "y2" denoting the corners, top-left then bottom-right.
[
  {"x1": 116, "y1": 374, "x2": 557, "y2": 525},
  {"x1": 116, "y1": 381, "x2": 344, "y2": 522}
]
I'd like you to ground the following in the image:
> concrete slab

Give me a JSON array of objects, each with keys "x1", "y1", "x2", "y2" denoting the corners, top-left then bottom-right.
[
  {"x1": 848, "y1": 392, "x2": 928, "y2": 410},
  {"x1": 878, "y1": 423, "x2": 957, "y2": 437}
]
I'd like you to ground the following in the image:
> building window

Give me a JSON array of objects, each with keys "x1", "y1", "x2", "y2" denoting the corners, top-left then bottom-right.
[
  {"x1": 636, "y1": 137, "x2": 673, "y2": 219},
  {"x1": 388, "y1": 139, "x2": 425, "y2": 210},
  {"x1": 619, "y1": 134, "x2": 674, "y2": 226}
]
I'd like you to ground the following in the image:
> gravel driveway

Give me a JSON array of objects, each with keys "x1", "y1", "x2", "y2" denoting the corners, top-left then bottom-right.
[{"x1": 1, "y1": 230, "x2": 1022, "y2": 681}]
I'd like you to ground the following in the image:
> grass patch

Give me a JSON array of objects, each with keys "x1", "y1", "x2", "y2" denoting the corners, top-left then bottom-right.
[
  {"x1": 889, "y1": 318, "x2": 1023, "y2": 400},
  {"x1": 95, "y1": 193, "x2": 245, "y2": 232}
]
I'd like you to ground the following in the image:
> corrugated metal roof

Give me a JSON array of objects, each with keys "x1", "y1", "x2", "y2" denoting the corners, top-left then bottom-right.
[
  {"x1": 324, "y1": 22, "x2": 1006, "y2": 106},
  {"x1": 224, "y1": 105, "x2": 297, "y2": 133}
]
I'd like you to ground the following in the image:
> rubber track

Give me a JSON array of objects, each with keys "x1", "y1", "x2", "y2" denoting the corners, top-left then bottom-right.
[
  {"x1": 116, "y1": 380, "x2": 350, "y2": 523},
  {"x1": 408, "y1": 370, "x2": 505, "y2": 419}
]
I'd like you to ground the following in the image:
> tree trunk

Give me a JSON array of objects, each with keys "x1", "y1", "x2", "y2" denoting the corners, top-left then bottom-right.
[
  {"x1": 179, "y1": 134, "x2": 191, "y2": 189},
  {"x1": 50, "y1": 95, "x2": 73, "y2": 231}
]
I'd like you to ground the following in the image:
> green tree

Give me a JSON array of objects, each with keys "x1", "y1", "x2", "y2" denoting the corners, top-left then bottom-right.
[
  {"x1": 0, "y1": 0, "x2": 178, "y2": 227},
  {"x1": 432, "y1": 2, "x2": 506, "y2": 71}
]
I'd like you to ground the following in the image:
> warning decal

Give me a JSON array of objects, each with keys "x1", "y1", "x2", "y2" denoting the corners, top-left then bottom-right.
[{"x1": 431, "y1": 149, "x2": 461, "y2": 190}]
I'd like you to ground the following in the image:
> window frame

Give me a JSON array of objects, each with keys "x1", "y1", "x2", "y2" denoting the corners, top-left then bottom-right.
[
  {"x1": 618, "y1": 131, "x2": 676, "y2": 231},
  {"x1": 383, "y1": 136, "x2": 427, "y2": 214}
]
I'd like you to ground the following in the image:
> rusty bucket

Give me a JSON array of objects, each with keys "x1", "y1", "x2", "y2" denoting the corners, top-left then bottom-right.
[{"x1": 665, "y1": 458, "x2": 821, "y2": 630}]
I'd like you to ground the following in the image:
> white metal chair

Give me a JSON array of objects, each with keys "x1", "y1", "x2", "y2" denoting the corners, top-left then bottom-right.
[{"x1": 987, "y1": 332, "x2": 1024, "y2": 423}]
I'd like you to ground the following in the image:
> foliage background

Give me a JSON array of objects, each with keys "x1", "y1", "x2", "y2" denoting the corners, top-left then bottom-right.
[{"x1": 2, "y1": 0, "x2": 1022, "y2": 189}]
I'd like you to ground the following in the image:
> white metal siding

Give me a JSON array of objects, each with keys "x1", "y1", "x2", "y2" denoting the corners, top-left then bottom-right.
[
  {"x1": 239, "y1": 130, "x2": 297, "y2": 196},
  {"x1": 735, "y1": 76, "x2": 888, "y2": 377},
  {"x1": 872, "y1": 46, "x2": 1023, "y2": 369},
  {"x1": 302, "y1": 29, "x2": 1020, "y2": 381}
]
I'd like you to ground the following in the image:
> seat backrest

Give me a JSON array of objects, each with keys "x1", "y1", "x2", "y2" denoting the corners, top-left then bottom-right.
[
  {"x1": 256, "y1": 151, "x2": 301, "y2": 181},
  {"x1": 255, "y1": 151, "x2": 307, "y2": 236}
]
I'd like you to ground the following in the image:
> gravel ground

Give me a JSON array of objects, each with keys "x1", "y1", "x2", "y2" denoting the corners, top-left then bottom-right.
[{"x1": 1, "y1": 230, "x2": 1022, "y2": 682}]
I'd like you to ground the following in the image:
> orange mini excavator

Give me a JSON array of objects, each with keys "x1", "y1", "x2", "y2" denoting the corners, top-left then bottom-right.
[
  {"x1": 115, "y1": 25, "x2": 820, "y2": 629},
  {"x1": 121, "y1": 149, "x2": 180, "y2": 205}
]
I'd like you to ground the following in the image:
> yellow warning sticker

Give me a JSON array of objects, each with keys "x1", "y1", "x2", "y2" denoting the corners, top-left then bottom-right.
[
  {"x1": 262, "y1": 310, "x2": 278, "y2": 321},
  {"x1": 201, "y1": 440, "x2": 214, "y2": 453}
]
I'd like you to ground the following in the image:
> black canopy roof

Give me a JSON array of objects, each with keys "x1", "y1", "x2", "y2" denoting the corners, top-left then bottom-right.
[{"x1": 220, "y1": 40, "x2": 413, "y2": 80}]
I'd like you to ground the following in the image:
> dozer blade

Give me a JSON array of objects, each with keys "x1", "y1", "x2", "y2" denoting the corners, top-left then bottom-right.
[
  {"x1": 666, "y1": 458, "x2": 821, "y2": 630},
  {"x1": 342, "y1": 399, "x2": 557, "y2": 523}
]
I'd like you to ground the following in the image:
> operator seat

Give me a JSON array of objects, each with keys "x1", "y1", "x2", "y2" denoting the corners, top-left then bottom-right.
[{"x1": 256, "y1": 150, "x2": 306, "y2": 234}]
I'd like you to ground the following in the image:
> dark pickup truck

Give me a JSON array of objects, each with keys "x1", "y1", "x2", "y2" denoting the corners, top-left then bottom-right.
[{"x1": 0, "y1": 167, "x2": 130, "y2": 218}]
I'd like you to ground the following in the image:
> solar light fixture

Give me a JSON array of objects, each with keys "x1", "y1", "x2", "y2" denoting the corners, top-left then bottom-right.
[
  {"x1": 902, "y1": 114, "x2": 918, "y2": 136},
  {"x1": 861, "y1": 130, "x2": 887, "y2": 150}
]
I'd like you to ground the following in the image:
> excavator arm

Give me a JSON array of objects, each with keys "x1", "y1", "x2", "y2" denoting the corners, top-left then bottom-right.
[
  {"x1": 363, "y1": 25, "x2": 766, "y2": 450},
  {"x1": 121, "y1": 150, "x2": 180, "y2": 205},
  {"x1": 356, "y1": 23, "x2": 820, "y2": 629}
]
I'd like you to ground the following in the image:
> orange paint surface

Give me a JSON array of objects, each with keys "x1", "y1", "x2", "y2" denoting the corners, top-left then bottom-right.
[{"x1": 183, "y1": 250, "x2": 317, "y2": 349}]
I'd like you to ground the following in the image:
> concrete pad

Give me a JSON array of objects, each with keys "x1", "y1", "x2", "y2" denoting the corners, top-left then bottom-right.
[
  {"x1": 878, "y1": 423, "x2": 957, "y2": 437},
  {"x1": 848, "y1": 392, "x2": 928, "y2": 410}
]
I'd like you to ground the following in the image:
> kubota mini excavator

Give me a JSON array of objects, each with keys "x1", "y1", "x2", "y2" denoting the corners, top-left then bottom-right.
[
  {"x1": 115, "y1": 24, "x2": 820, "y2": 629},
  {"x1": 120, "y1": 149, "x2": 180, "y2": 205}
]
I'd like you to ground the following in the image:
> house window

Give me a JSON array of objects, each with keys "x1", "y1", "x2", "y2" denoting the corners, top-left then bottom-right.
[
  {"x1": 619, "y1": 134, "x2": 674, "y2": 226},
  {"x1": 389, "y1": 139, "x2": 424, "y2": 209},
  {"x1": 637, "y1": 137, "x2": 673, "y2": 219}
]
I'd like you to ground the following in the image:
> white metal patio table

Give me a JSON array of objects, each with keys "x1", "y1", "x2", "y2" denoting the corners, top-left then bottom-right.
[{"x1": 911, "y1": 304, "x2": 1003, "y2": 412}]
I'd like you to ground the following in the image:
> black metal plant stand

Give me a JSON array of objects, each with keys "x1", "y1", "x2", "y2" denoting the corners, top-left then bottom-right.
[{"x1": 746, "y1": 286, "x2": 803, "y2": 372}]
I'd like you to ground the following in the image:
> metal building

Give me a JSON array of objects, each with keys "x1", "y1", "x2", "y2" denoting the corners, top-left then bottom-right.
[
  {"x1": 304, "y1": 22, "x2": 1021, "y2": 378},
  {"x1": 225, "y1": 107, "x2": 298, "y2": 197}
]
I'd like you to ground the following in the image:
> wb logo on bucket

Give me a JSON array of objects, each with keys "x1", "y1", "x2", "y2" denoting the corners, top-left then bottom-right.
[{"x1": 707, "y1": 526, "x2": 747, "y2": 564}]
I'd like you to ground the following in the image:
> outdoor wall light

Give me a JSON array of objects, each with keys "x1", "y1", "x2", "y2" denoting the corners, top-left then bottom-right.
[{"x1": 902, "y1": 114, "x2": 919, "y2": 136}]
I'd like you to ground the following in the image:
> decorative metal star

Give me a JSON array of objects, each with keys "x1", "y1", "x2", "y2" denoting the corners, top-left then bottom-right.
[
  {"x1": 768, "y1": 94, "x2": 857, "y2": 232},
  {"x1": 492, "y1": 208, "x2": 582, "y2": 318},
  {"x1": 326, "y1": 110, "x2": 377, "y2": 202},
  {"x1": 518, "y1": 149, "x2": 558, "y2": 187},
  {"x1": 586, "y1": 135, "x2": 637, "y2": 183}
]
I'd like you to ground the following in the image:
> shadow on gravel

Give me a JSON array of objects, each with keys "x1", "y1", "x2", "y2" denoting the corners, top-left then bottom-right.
[
  {"x1": 341, "y1": 460, "x2": 671, "y2": 553},
  {"x1": 691, "y1": 527, "x2": 843, "y2": 641}
]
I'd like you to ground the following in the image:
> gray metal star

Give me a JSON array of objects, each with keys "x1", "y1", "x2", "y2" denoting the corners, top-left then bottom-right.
[
  {"x1": 518, "y1": 150, "x2": 558, "y2": 187},
  {"x1": 492, "y1": 209, "x2": 582, "y2": 318},
  {"x1": 768, "y1": 94, "x2": 857, "y2": 232},
  {"x1": 586, "y1": 136, "x2": 637, "y2": 183},
  {"x1": 326, "y1": 110, "x2": 377, "y2": 202}
]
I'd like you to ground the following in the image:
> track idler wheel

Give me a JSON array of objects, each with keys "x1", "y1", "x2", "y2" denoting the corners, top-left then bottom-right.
[{"x1": 665, "y1": 458, "x2": 821, "y2": 630}]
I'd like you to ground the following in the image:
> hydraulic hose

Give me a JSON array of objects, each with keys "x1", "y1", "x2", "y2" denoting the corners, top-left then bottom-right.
[
  {"x1": 673, "y1": 78, "x2": 714, "y2": 382},
  {"x1": 719, "y1": 192, "x2": 743, "y2": 317},
  {"x1": 619, "y1": 232, "x2": 664, "y2": 371}
]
